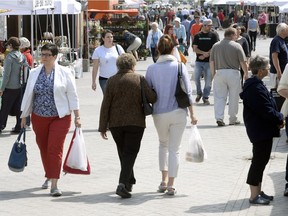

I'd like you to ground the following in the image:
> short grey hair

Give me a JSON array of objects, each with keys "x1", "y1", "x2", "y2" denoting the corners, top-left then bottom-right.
[
  {"x1": 150, "y1": 22, "x2": 159, "y2": 28},
  {"x1": 276, "y1": 23, "x2": 288, "y2": 35},
  {"x1": 249, "y1": 55, "x2": 269, "y2": 75}
]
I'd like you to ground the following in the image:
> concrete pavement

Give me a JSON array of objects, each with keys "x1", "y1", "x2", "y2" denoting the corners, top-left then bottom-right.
[{"x1": 0, "y1": 30, "x2": 288, "y2": 216}]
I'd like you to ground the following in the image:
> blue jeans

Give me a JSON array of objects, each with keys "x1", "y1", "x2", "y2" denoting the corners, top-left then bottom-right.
[
  {"x1": 194, "y1": 61, "x2": 212, "y2": 99},
  {"x1": 99, "y1": 77, "x2": 108, "y2": 94}
]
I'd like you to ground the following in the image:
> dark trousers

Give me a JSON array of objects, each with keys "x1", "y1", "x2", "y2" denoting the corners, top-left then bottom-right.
[
  {"x1": 151, "y1": 47, "x2": 158, "y2": 63},
  {"x1": 286, "y1": 154, "x2": 288, "y2": 189},
  {"x1": 110, "y1": 126, "x2": 144, "y2": 187},
  {"x1": 247, "y1": 138, "x2": 273, "y2": 186},
  {"x1": 0, "y1": 88, "x2": 22, "y2": 130},
  {"x1": 259, "y1": 24, "x2": 266, "y2": 36},
  {"x1": 249, "y1": 31, "x2": 257, "y2": 50}
]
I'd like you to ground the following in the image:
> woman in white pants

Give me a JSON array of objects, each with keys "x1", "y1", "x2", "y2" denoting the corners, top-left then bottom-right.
[{"x1": 146, "y1": 35, "x2": 197, "y2": 195}]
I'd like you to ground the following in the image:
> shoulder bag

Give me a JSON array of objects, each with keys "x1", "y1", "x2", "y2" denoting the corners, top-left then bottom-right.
[
  {"x1": 140, "y1": 76, "x2": 153, "y2": 116},
  {"x1": 175, "y1": 63, "x2": 191, "y2": 108},
  {"x1": 8, "y1": 128, "x2": 28, "y2": 172}
]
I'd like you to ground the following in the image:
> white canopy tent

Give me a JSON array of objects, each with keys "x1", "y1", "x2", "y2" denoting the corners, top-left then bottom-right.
[
  {"x1": 0, "y1": 0, "x2": 82, "y2": 74},
  {"x1": 0, "y1": 0, "x2": 81, "y2": 15}
]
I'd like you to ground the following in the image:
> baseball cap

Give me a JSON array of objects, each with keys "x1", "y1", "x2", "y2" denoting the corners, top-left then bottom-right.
[{"x1": 203, "y1": 19, "x2": 213, "y2": 26}]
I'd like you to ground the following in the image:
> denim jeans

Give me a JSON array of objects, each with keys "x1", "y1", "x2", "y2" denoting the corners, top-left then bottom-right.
[
  {"x1": 194, "y1": 61, "x2": 212, "y2": 99},
  {"x1": 99, "y1": 77, "x2": 108, "y2": 94}
]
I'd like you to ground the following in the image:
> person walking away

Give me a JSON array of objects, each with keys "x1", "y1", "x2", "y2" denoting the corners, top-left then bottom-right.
[
  {"x1": 192, "y1": 19, "x2": 219, "y2": 105},
  {"x1": 98, "y1": 53, "x2": 157, "y2": 198},
  {"x1": 247, "y1": 14, "x2": 259, "y2": 52},
  {"x1": 20, "y1": 43, "x2": 81, "y2": 197},
  {"x1": 146, "y1": 22, "x2": 163, "y2": 63},
  {"x1": 123, "y1": 30, "x2": 142, "y2": 61},
  {"x1": 258, "y1": 10, "x2": 267, "y2": 40},
  {"x1": 146, "y1": 35, "x2": 198, "y2": 196},
  {"x1": 0, "y1": 37, "x2": 25, "y2": 133},
  {"x1": 240, "y1": 55, "x2": 284, "y2": 205},
  {"x1": 91, "y1": 30, "x2": 125, "y2": 94},
  {"x1": 210, "y1": 28, "x2": 248, "y2": 126}
]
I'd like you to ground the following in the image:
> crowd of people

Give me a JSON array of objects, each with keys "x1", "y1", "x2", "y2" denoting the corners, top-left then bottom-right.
[{"x1": 0, "y1": 5, "x2": 288, "y2": 206}]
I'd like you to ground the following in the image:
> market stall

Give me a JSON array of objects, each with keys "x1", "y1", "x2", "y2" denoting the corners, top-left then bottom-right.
[
  {"x1": 88, "y1": 9, "x2": 149, "y2": 60},
  {"x1": 0, "y1": 0, "x2": 83, "y2": 78}
]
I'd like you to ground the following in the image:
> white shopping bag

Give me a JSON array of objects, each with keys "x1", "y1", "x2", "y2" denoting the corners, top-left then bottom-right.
[
  {"x1": 186, "y1": 125, "x2": 207, "y2": 163},
  {"x1": 66, "y1": 128, "x2": 88, "y2": 171}
]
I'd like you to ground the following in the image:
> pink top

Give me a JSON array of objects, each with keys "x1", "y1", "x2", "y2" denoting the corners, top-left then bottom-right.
[{"x1": 258, "y1": 13, "x2": 267, "y2": 25}]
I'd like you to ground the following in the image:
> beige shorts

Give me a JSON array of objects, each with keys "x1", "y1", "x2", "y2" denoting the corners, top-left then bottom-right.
[{"x1": 127, "y1": 37, "x2": 142, "y2": 52}]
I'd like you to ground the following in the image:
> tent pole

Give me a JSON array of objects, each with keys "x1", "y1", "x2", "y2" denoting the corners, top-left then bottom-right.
[
  {"x1": 66, "y1": 14, "x2": 72, "y2": 62},
  {"x1": 52, "y1": 8, "x2": 55, "y2": 43},
  {"x1": 31, "y1": 11, "x2": 34, "y2": 68}
]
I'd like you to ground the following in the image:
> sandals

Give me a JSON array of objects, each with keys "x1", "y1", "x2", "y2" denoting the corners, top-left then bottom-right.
[
  {"x1": 166, "y1": 186, "x2": 177, "y2": 196},
  {"x1": 157, "y1": 181, "x2": 167, "y2": 193}
]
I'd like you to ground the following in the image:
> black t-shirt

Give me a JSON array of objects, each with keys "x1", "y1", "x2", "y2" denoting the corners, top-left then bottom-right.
[{"x1": 192, "y1": 31, "x2": 219, "y2": 62}]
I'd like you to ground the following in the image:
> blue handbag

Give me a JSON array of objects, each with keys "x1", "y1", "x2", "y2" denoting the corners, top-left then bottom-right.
[{"x1": 8, "y1": 128, "x2": 28, "y2": 172}]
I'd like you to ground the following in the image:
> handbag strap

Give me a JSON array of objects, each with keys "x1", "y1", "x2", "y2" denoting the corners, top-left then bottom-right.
[
  {"x1": 178, "y1": 62, "x2": 182, "y2": 78},
  {"x1": 140, "y1": 76, "x2": 148, "y2": 104},
  {"x1": 17, "y1": 128, "x2": 26, "y2": 143}
]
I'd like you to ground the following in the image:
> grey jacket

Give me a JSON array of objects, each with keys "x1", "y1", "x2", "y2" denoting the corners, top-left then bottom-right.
[{"x1": 1, "y1": 50, "x2": 24, "y2": 91}]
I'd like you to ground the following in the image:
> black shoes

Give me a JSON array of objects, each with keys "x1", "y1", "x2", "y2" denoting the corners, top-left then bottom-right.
[
  {"x1": 260, "y1": 191, "x2": 273, "y2": 201},
  {"x1": 11, "y1": 127, "x2": 21, "y2": 134},
  {"x1": 284, "y1": 188, "x2": 288, "y2": 196},
  {"x1": 195, "y1": 94, "x2": 202, "y2": 103},
  {"x1": 125, "y1": 183, "x2": 133, "y2": 192},
  {"x1": 216, "y1": 120, "x2": 225, "y2": 126},
  {"x1": 249, "y1": 194, "x2": 270, "y2": 205},
  {"x1": 116, "y1": 183, "x2": 131, "y2": 198}
]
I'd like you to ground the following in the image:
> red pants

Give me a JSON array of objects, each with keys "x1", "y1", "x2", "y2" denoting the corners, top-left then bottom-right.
[{"x1": 32, "y1": 113, "x2": 71, "y2": 179}]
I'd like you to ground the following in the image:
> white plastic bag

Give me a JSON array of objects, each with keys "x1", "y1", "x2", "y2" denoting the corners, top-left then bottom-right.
[
  {"x1": 66, "y1": 128, "x2": 88, "y2": 171},
  {"x1": 186, "y1": 125, "x2": 207, "y2": 162}
]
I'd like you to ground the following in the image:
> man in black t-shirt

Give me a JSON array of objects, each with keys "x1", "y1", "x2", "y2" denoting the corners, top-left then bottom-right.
[{"x1": 192, "y1": 19, "x2": 219, "y2": 105}]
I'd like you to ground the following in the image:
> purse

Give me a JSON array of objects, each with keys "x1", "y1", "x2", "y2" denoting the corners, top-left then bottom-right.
[
  {"x1": 179, "y1": 50, "x2": 187, "y2": 64},
  {"x1": 270, "y1": 88, "x2": 285, "y2": 112},
  {"x1": 175, "y1": 63, "x2": 191, "y2": 108},
  {"x1": 8, "y1": 128, "x2": 28, "y2": 172},
  {"x1": 140, "y1": 76, "x2": 153, "y2": 116}
]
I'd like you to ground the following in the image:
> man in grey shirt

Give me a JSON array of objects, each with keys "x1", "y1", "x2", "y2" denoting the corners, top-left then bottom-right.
[{"x1": 210, "y1": 28, "x2": 248, "y2": 126}]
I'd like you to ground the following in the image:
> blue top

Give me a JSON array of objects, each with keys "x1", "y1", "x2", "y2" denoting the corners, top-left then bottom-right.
[
  {"x1": 33, "y1": 67, "x2": 58, "y2": 117},
  {"x1": 269, "y1": 35, "x2": 288, "y2": 74},
  {"x1": 145, "y1": 56, "x2": 193, "y2": 114},
  {"x1": 240, "y1": 76, "x2": 283, "y2": 143}
]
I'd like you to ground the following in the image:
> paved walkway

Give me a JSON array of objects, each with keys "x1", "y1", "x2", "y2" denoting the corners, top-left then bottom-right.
[{"x1": 0, "y1": 30, "x2": 288, "y2": 216}]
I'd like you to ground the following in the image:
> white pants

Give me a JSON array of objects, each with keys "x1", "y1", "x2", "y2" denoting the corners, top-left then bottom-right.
[
  {"x1": 213, "y1": 69, "x2": 241, "y2": 123},
  {"x1": 127, "y1": 37, "x2": 142, "y2": 52},
  {"x1": 153, "y1": 109, "x2": 187, "y2": 177}
]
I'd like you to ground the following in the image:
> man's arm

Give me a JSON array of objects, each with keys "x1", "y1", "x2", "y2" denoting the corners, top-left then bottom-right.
[
  {"x1": 240, "y1": 61, "x2": 249, "y2": 80},
  {"x1": 272, "y1": 52, "x2": 282, "y2": 80}
]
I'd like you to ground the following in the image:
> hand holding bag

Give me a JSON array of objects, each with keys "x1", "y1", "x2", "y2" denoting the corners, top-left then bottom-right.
[
  {"x1": 63, "y1": 127, "x2": 90, "y2": 175},
  {"x1": 8, "y1": 128, "x2": 28, "y2": 172},
  {"x1": 175, "y1": 63, "x2": 191, "y2": 108},
  {"x1": 140, "y1": 76, "x2": 153, "y2": 116},
  {"x1": 186, "y1": 125, "x2": 207, "y2": 163}
]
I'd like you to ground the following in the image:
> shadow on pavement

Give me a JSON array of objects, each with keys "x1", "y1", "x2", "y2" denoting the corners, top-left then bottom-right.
[
  {"x1": 185, "y1": 198, "x2": 249, "y2": 214},
  {"x1": 51, "y1": 191, "x2": 188, "y2": 205}
]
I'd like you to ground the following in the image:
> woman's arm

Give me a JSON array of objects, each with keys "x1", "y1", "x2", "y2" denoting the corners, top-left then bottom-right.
[{"x1": 92, "y1": 59, "x2": 99, "y2": 91}]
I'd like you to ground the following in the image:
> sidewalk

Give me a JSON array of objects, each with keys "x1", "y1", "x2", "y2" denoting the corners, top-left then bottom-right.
[{"x1": 0, "y1": 30, "x2": 288, "y2": 216}]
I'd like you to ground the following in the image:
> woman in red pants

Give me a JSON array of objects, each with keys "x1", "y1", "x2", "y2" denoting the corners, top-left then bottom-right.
[{"x1": 20, "y1": 43, "x2": 81, "y2": 197}]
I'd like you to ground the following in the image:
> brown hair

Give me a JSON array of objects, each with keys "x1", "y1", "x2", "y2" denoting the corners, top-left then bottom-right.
[
  {"x1": 7, "y1": 37, "x2": 20, "y2": 50},
  {"x1": 157, "y1": 35, "x2": 174, "y2": 55}
]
